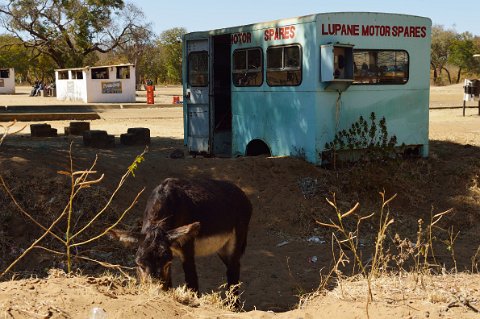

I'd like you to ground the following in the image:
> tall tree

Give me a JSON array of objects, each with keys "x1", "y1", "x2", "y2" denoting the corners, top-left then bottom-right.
[
  {"x1": 430, "y1": 25, "x2": 457, "y2": 84},
  {"x1": 95, "y1": 3, "x2": 155, "y2": 84},
  {"x1": 115, "y1": 3, "x2": 154, "y2": 84},
  {"x1": 0, "y1": 33, "x2": 56, "y2": 82},
  {"x1": 158, "y1": 27, "x2": 186, "y2": 83},
  {"x1": 0, "y1": 34, "x2": 30, "y2": 77},
  {"x1": 0, "y1": 0, "x2": 150, "y2": 68}
]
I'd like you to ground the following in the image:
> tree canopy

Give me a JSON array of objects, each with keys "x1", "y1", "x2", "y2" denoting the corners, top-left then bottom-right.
[
  {"x1": 431, "y1": 25, "x2": 480, "y2": 84},
  {"x1": 0, "y1": 0, "x2": 150, "y2": 68},
  {"x1": 3, "y1": 4, "x2": 478, "y2": 86}
]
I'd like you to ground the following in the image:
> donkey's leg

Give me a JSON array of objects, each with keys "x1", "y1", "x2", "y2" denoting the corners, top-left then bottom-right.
[
  {"x1": 217, "y1": 232, "x2": 244, "y2": 289},
  {"x1": 218, "y1": 228, "x2": 248, "y2": 308},
  {"x1": 181, "y1": 243, "x2": 199, "y2": 292},
  {"x1": 217, "y1": 248, "x2": 241, "y2": 309},
  {"x1": 218, "y1": 253, "x2": 241, "y2": 288}
]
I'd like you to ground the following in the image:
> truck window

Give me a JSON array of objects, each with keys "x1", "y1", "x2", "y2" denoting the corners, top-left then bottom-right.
[
  {"x1": 266, "y1": 44, "x2": 302, "y2": 86},
  {"x1": 188, "y1": 51, "x2": 208, "y2": 87},
  {"x1": 232, "y1": 48, "x2": 263, "y2": 87},
  {"x1": 353, "y1": 50, "x2": 409, "y2": 85}
]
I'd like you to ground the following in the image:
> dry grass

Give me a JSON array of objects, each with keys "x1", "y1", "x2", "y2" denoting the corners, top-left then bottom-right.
[
  {"x1": 303, "y1": 189, "x2": 478, "y2": 317},
  {"x1": 42, "y1": 268, "x2": 242, "y2": 313},
  {"x1": 324, "y1": 273, "x2": 480, "y2": 312}
]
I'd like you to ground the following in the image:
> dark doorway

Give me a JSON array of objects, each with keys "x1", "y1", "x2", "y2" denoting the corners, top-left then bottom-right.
[{"x1": 212, "y1": 34, "x2": 232, "y2": 156}]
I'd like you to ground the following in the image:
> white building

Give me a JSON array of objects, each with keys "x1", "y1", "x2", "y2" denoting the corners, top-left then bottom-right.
[
  {"x1": 0, "y1": 68, "x2": 15, "y2": 94},
  {"x1": 55, "y1": 64, "x2": 136, "y2": 103}
]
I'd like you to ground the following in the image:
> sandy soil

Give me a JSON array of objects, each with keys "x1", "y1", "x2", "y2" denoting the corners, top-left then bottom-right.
[{"x1": 0, "y1": 85, "x2": 479, "y2": 319}]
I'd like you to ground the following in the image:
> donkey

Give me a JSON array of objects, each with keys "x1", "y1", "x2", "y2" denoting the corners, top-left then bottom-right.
[{"x1": 110, "y1": 177, "x2": 252, "y2": 293}]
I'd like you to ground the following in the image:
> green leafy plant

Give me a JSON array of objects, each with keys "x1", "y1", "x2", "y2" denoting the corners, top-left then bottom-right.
[{"x1": 323, "y1": 112, "x2": 398, "y2": 166}]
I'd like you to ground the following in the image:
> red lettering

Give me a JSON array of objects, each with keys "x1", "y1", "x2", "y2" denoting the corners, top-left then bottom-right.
[
  {"x1": 421, "y1": 26, "x2": 426, "y2": 38},
  {"x1": 397, "y1": 26, "x2": 404, "y2": 36},
  {"x1": 264, "y1": 25, "x2": 296, "y2": 41},
  {"x1": 379, "y1": 26, "x2": 386, "y2": 36},
  {"x1": 345, "y1": 24, "x2": 357, "y2": 36},
  {"x1": 409, "y1": 26, "x2": 414, "y2": 37},
  {"x1": 320, "y1": 23, "x2": 428, "y2": 38},
  {"x1": 352, "y1": 24, "x2": 359, "y2": 36},
  {"x1": 362, "y1": 25, "x2": 369, "y2": 36},
  {"x1": 232, "y1": 32, "x2": 252, "y2": 44},
  {"x1": 334, "y1": 24, "x2": 341, "y2": 34}
]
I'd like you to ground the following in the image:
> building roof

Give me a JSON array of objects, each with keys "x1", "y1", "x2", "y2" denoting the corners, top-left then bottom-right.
[{"x1": 55, "y1": 63, "x2": 134, "y2": 72}]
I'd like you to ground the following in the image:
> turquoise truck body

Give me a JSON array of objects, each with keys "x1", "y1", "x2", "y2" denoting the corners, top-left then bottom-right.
[{"x1": 182, "y1": 12, "x2": 432, "y2": 164}]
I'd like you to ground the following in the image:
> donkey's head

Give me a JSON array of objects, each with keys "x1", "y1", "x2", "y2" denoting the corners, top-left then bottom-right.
[{"x1": 110, "y1": 222, "x2": 201, "y2": 289}]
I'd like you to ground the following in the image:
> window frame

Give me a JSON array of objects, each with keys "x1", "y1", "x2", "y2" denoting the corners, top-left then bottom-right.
[
  {"x1": 0, "y1": 69, "x2": 9, "y2": 79},
  {"x1": 352, "y1": 49, "x2": 410, "y2": 85},
  {"x1": 266, "y1": 43, "x2": 303, "y2": 87},
  {"x1": 57, "y1": 71, "x2": 69, "y2": 80},
  {"x1": 188, "y1": 51, "x2": 209, "y2": 87},
  {"x1": 232, "y1": 47, "x2": 264, "y2": 87},
  {"x1": 116, "y1": 66, "x2": 131, "y2": 79},
  {"x1": 91, "y1": 67, "x2": 110, "y2": 80},
  {"x1": 72, "y1": 71, "x2": 83, "y2": 80}
]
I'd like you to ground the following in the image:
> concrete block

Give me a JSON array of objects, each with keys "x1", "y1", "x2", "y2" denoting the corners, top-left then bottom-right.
[
  {"x1": 65, "y1": 121, "x2": 90, "y2": 135},
  {"x1": 120, "y1": 127, "x2": 150, "y2": 146},
  {"x1": 83, "y1": 130, "x2": 115, "y2": 148},
  {"x1": 30, "y1": 124, "x2": 58, "y2": 137}
]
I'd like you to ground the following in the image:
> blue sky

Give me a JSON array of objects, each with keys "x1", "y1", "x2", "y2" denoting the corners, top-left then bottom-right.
[{"x1": 132, "y1": 0, "x2": 480, "y2": 36}]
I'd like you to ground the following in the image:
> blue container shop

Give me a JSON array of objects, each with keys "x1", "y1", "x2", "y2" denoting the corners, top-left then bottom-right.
[{"x1": 182, "y1": 12, "x2": 432, "y2": 164}]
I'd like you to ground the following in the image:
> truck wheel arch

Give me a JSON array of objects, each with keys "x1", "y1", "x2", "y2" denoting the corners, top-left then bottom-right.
[{"x1": 246, "y1": 139, "x2": 271, "y2": 156}]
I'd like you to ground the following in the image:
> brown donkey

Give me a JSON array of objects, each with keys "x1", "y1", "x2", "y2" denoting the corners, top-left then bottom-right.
[{"x1": 111, "y1": 177, "x2": 252, "y2": 295}]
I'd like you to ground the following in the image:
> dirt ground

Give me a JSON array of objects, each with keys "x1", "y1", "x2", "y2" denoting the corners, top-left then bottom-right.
[{"x1": 0, "y1": 84, "x2": 480, "y2": 319}]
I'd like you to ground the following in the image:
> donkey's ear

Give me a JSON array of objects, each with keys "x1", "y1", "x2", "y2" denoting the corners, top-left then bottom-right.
[
  {"x1": 108, "y1": 229, "x2": 145, "y2": 248},
  {"x1": 167, "y1": 222, "x2": 201, "y2": 247}
]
